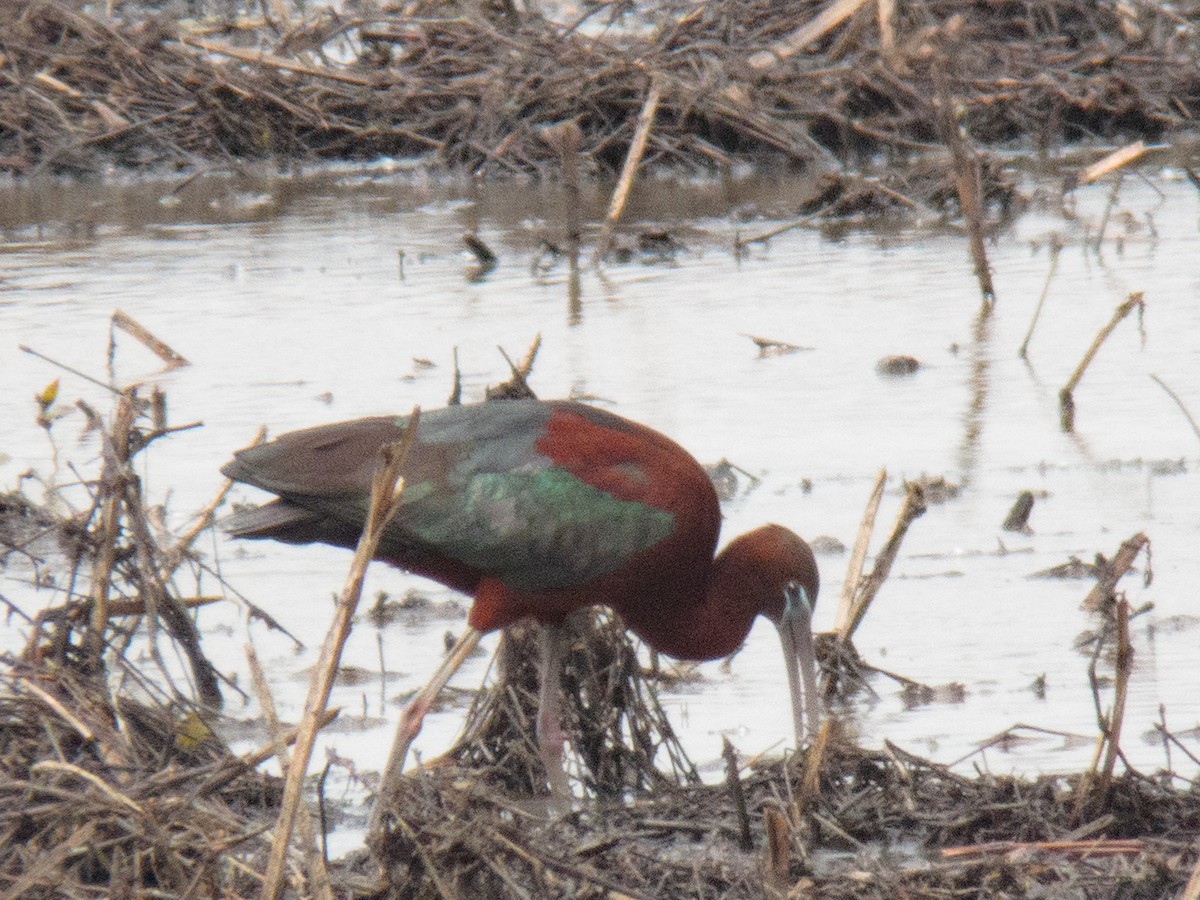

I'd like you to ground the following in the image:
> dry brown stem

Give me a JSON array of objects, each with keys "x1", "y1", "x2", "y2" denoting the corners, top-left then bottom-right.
[
  {"x1": 1059, "y1": 292, "x2": 1146, "y2": 432},
  {"x1": 1149, "y1": 374, "x2": 1200, "y2": 445},
  {"x1": 1078, "y1": 598, "x2": 1135, "y2": 817},
  {"x1": 592, "y1": 74, "x2": 663, "y2": 267},
  {"x1": 1081, "y1": 532, "x2": 1150, "y2": 612},
  {"x1": 838, "y1": 479, "x2": 926, "y2": 642},
  {"x1": 248, "y1": 644, "x2": 332, "y2": 900},
  {"x1": 832, "y1": 467, "x2": 886, "y2": 639},
  {"x1": 1079, "y1": 140, "x2": 1148, "y2": 185},
  {"x1": 260, "y1": 410, "x2": 419, "y2": 900},
  {"x1": 933, "y1": 60, "x2": 994, "y2": 306},
  {"x1": 179, "y1": 33, "x2": 376, "y2": 86},
  {"x1": 1018, "y1": 234, "x2": 1063, "y2": 359},
  {"x1": 747, "y1": 0, "x2": 872, "y2": 70},
  {"x1": 110, "y1": 309, "x2": 190, "y2": 370},
  {"x1": 4, "y1": 0, "x2": 1194, "y2": 186},
  {"x1": 723, "y1": 738, "x2": 753, "y2": 851}
]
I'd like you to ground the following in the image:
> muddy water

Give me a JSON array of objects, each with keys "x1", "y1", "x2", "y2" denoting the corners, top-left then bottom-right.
[{"x1": 2, "y1": 168, "x2": 1197, "y2": 849}]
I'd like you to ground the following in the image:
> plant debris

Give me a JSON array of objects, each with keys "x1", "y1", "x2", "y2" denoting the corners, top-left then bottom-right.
[{"x1": 1, "y1": 0, "x2": 1197, "y2": 189}]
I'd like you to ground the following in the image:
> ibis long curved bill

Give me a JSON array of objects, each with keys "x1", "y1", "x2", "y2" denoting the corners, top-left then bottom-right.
[{"x1": 778, "y1": 579, "x2": 820, "y2": 745}]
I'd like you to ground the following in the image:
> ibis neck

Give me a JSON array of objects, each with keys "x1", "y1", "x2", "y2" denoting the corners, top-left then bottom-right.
[{"x1": 618, "y1": 549, "x2": 764, "y2": 662}]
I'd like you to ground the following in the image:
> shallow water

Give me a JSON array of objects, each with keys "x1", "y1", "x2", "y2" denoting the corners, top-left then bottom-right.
[{"x1": 2, "y1": 166, "x2": 1198, "y2": 852}]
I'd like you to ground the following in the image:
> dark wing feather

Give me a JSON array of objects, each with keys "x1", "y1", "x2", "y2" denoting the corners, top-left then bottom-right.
[{"x1": 222, "y1": 400, "x2": 677, "y2": 592}]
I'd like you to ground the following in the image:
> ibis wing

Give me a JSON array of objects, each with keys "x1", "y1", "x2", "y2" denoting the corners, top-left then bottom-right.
[
  {"x1": 392, "y1": 465, "x2": 675, "y2": 592},
  {"x1": 222, "y1": 401, "x2": 677, "y2": 591}
]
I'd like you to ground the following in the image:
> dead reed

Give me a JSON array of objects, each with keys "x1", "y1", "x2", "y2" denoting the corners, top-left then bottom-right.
[{"x1": 2, "y1": 0, "x2": 1197, "y2": 180}]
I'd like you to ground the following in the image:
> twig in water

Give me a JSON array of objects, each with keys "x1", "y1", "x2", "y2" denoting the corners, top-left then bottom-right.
[
  {"x1": 1093, "y1": 176, "x2": 1123, "y2": 253},
  {"x1": 1149, "y1": 373, "x2": 1200, "y2": 444},
  {"x1": 1081, "y1": 532, "x2": 1150, "y2": 612},
  {"x1": 20, "y1": 344, "x2": 121, "y2": 395},
  {"x1": 592, "y1": 74, "x2": 663, "y2": 267},
  {"x1": 1078, "y1": 141, "x2": 1147, "y2": 185},
  {"x1": 933, "y1": 61, "x2": 994, "y2": 308},
  {"x1": 463, "y1": 232, "x2": 498, "y2": 282},
  {"x1": 1059, "y1": 292, "x2": 1145, "y2": 432},
  {"x1": 742, "y1": 333, "x2": 811, "y2": 356},
  {"x1": 486, "y1": 335, "x2": 541, "y2": 400},
  {"x1": 110, "y1": 309, "x2": 190, "y2": 370},
  {"x1": 1018, "y1": 234, "x2": 1062, "y2": 358},
  {"x1": 166, "y1": 425, "x2": 265, "y2": 572},
  {"x1": 1002, "y1": 490, "x2": 1034, "y2": 532},
  {"x1": 448, "y1": 346, "x2": 462, "y2": 406}
]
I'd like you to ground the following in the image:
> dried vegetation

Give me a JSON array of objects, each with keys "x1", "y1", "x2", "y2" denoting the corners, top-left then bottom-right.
[
  {"x1": 1, "y1": 324, "x2": 1198, "y2": 898},
  {"x1": 1, "y1": 0, "x2": 1198, "y2": 184},
  {"x1": 3, "y1": 1, "x2": 1200, "y2": 896}
]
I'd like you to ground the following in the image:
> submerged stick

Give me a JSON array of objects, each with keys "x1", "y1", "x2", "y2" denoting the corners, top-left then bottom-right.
[
  {"x1": 1149, "y1": 374, "x2": 1200, "y2": 444},
  {"x1": 1078, "y1": 140, "x2": 1147, "y2": 185},
  {"x1": 1092, "y1": 177, "x2": 1123, "y2": 253},
  {"x1": 933, "y1": 62, "x2": 994, "y2": 307},
  {"x1": 1018, "y1": 234, "x2": 1062, "y2": 359},
  {"x1": 541, "y1": 120, "x2": 584, "y2": 322},
  {"x1": 1002, "y1": 490, "x2": 1035, "y2": 533},
  {"x1": 111, "y1": 309, "x2": 190, "y2": 370},
  {"x1": 260, "y1": 410, "x2": 419, "y2": 900},
  {"x1": 1081, "y1": 532, "x2": 1150, "y2": 612},
  {"x1": 592, "y1": 75, "x2": 663, "y2": 267},
  {"x1": 1059, "y1": 292, "x2": 1145, "y2": 432}
]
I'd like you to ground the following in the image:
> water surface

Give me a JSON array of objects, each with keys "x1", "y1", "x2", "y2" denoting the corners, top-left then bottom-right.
[{"x1": 2, "y1": 167, "x2": 1197, "y2": 852}]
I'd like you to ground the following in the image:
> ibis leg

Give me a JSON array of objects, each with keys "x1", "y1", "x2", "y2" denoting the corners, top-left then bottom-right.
[
  {"x1": 369, "y1": 626, "x2": 482, "y2": 834},
  {"x1": 536, "y1": 623, "x2": 572, "y2": 810}
]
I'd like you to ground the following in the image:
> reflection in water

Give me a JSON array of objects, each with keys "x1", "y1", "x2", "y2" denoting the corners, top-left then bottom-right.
[
  {"x1": 567, "y1": 245, "x2": 582, "y2": 326},
  {"x1": 956, "y1": 304, "x2": 992, "y2": 489}
]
